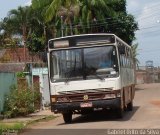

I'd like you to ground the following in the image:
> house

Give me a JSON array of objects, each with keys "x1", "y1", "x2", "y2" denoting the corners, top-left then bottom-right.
[
  {"x1": 0, "y1": 48, "x2": 48, "y2": 112},
  {"x1": 0, "y1": 48, "x2": 45, "y2": 63}
]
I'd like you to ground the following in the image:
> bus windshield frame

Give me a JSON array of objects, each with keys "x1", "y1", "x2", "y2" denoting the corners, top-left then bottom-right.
[{"x1": 50, "y1": 45, "x2": 119, "y2": 83}]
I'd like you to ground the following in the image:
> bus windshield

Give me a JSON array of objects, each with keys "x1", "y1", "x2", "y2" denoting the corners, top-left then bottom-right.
[{"x1": 50, "y1": 46, "x2": 119, "y2": 82}]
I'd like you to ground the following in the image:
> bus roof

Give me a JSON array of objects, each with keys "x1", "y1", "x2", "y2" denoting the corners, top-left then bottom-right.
[{"x1": 48, "y1": 33, "x2": 131, "y2": 49}]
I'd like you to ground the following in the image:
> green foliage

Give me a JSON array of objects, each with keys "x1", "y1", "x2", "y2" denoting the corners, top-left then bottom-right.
[
  {"x1": 0, "y1": 0, "x2": 138, "y2": 52},
  {"x1": 3, "y1": 86, "x2": 41, "y2": 118},
  {"x1": 0, "y1": 122, "x2": 24, "y2": 134},
  {"x1": 16, "y1": 72, "x2": 26, "y2": 78},
  {"x1": 27, "y1": 33, "x2": 45, "y2": 52},
  {"x1": 131, "y1": 43, "x2": 140, "y2": 66}
]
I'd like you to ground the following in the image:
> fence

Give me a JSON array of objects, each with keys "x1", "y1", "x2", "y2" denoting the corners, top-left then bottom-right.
[
  {"x1": 0, "y1": 73, "x2": 17, "y2": 113},
  {"x1": 136, "y1": 66, "x2": 160, "y2": 84},
  {"x1": 0, "y1": 48, "x2": 47, "y2": 63}
]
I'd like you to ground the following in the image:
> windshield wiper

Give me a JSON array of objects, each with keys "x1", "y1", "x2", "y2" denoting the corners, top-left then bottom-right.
[{"x1": 94, "y1": 74, "x2": 105, "y2": 81}]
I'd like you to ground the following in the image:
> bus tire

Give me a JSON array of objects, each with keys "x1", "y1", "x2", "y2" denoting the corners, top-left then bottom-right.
[
  {"x1": 62, "y1": 113, "x2": 72, "y2": 123},
  {"x1": 127, "y1": 101, "x2": 133, "y2": 111},
  {"x1": 116, "y1": 108, "x2": 124, "y2": 118}
]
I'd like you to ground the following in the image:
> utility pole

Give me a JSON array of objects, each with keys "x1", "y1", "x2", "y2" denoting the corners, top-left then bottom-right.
[{"x1": 61, "y1": 16, "x2": 64, "y2": 37}]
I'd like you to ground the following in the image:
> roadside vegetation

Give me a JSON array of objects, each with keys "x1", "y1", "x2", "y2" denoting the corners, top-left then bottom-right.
[
  {"x1": 0, "y1": 122, "x2": 24, "y2": 135},
  {"x1": 0, "y1": 0, "x2": 138, "y2": 53},
  {"x1": 2, "y1": 85, "x2": 40, "y2": 118},
  {"x1": 0, "y1": 115, "x2": 56, "y2": 134}
]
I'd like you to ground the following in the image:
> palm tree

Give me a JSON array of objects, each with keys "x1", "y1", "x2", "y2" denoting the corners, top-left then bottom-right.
[
  {"x1": 8, "y1": 6, "x2": 31, "y2": 62},
  {"x1": 57, "y1": 1, "x2": 80, "y2": 36},
  {"x1": 131, "y1": 43, "x2": 140, "y2": 83},
  {"x1": 131, "y1": 43, "x2": 139, "y2": 68},
  {"x1": 32, "y1": 0, "x2": 80, "y2": 36},
  {"x1": 70, "y1": 0, "x2": 114, "y2": 33},
  {"x1": 31, "y1": 0, "x2": 138, "y2": 44}
]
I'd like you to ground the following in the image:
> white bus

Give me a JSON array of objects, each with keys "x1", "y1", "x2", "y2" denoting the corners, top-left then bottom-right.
[{"x1": 48, "y1": 34, "x2": 135, "y2": 123}]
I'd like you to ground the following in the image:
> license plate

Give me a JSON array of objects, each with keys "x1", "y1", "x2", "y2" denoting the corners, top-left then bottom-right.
[{"x1": 80, "y1": 102, "x2": 93, "y2": 108}]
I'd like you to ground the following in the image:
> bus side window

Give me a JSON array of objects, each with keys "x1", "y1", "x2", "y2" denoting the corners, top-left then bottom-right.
[
  {"x1": 125, "y1": 47, "x2": 128, "y2": 68},
  {"x1": 120, "y1": 55, "x2": 123, "y2": 67},
  {"x1": 124, "y1": 55, "x2": 127, "y2": 68},
  {"x1": 119, "y1": 46, "x2": 125, "y2": 55},
  {"x1": 129, "y1": 49, "x2": 131, "y2": 68}
]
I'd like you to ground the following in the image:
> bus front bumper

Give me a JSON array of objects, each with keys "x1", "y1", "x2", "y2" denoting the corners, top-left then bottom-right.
[{"x1": 51, "y1": 98, "x2": 121, "y2": 113}]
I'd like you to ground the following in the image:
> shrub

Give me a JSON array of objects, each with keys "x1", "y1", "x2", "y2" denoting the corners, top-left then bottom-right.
[
  {"x1": 16, "y1": 72, "x2": 26, "y2": 78},
  {"x1": 3, "y1": 85, "x2": 41, "y2": 118}
]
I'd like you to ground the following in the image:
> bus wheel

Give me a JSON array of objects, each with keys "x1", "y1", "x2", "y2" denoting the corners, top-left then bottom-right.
[
  {"x1": 116, "y1": 108, "x2": 124, "y2": 118},
  {"x1": 127, "y1": 101, "x2": 133, "y2": 111},
  {"x1": 62, "y1": 112, "x2": 72, "y2": 123}
]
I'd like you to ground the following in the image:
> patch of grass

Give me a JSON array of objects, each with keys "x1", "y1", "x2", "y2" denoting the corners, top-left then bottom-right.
[
  {"x1": 26, "y1": 115, "x2": 56, "y2": 126},
  {"x1": 0, "y1": 122, "x2": 25, "y2": 134},
  {"x1": 0, "y1": 115, "x2": 56, "y2": 134},
  {"x1": 38, "y1": 115, "x2": 56, "y2": 121}
]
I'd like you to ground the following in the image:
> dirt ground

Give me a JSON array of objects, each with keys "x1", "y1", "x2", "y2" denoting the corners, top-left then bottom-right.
[{"x1": 21, "y1": 83, "x2": 160, "y2": 134}]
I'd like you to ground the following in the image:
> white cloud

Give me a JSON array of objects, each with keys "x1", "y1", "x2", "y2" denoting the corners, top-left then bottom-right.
[
  {"x1": 24, "y1": 0, "x2": 31, "y2": 6},
  {"x1": 127, "y1": 0, "x2": 141, "y2": 14},
  {"x1": 137, "y1": 3, "x2": 160, "y2": 28},
  {"x1": 127, "y1": 0, "x2": 160, "y2": 66},
  {"x1": 134, "y1": 1, "x2": 160, "y2": 37}
]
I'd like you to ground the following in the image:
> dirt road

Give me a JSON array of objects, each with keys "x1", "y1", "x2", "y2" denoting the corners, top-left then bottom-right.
[{"x1": 21, "y1": 83, "x2": 160, "y2": 134}]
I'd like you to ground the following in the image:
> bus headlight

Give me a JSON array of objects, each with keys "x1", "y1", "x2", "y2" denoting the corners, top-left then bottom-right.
[
  {"x1": 57, "y1": 97, "x2": 69, "y2": 102},
  {"x1": 51, "y1": 97, "x2": 57, "y2": 103},
  {"x1": 116, "y1": 92, "x2": 121, "y2": 97},
  {"x1": 104, "y1": 93, "x2": 116, "y2": 99}
]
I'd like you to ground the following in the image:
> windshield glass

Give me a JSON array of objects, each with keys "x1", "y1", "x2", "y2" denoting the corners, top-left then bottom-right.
[{"x1": 50, "y1": 46, "x2": 119, "y2": 82}]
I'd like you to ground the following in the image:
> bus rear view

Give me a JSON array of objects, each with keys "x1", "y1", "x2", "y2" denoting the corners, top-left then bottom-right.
[{"x1": 48, "y1": 34, "x2": 135, "y2": 123}]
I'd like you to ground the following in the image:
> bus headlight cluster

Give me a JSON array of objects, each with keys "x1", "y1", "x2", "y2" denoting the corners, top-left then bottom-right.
[
  {"x1": 57, "y1": 97, "x2": 69, "y2": 102},
  {"x1": 104, "y1": 93, "x2": 116, "y2": 99},
  {"x1": 51, "y1": 97, "x2": 57, "y2": 103},
  {"x1": 116, "y1": 92, "x2": 121, "y2": 97},
  {"x1": 51, "y1": 96, "x2": 69, "y2": 103}
]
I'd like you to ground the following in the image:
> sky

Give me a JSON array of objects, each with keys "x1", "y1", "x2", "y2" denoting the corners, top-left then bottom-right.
[
  {"x1": 0, "y1": 0, "x2": 31, "y2": 19},
  {"x1": 127, "y1": 0, "x2": 160, "y2": 67},
  {"x1": 0, "y1": 0, "x2": 160, "y2": 67}
]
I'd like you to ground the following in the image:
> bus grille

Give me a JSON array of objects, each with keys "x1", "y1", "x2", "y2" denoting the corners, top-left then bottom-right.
[
  {"x1": 58, "y1": 88, "x2": 112, "y2": 95},
  {"x1": 68, "y1": 93, "x2": 105, "y2": 102},
  {"x1": 57, "y1": 88, "x2": 113, "y2": 102}
]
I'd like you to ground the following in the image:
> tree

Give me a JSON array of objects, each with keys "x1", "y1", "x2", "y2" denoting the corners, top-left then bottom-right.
[
  {"x1": 78, "y1": 0, "x2": 114, "y2": 33},
  {"x1": 77, "y1": 0, "x2": 138, "y2": 44},
  {"x1": 32, "y1": 0, "x2": 80, "y2": 36},
  {"x1": 31, "y1": 0, "x2": 138, "y2": 44},
  {"x1": 8, "y1": 6, "x2": 31, "y2": 61},
  {"x1": 131, "y1": 43, "x2": 139, "y2": 68},
  {"x1": 0, "y1": 17, "x2": 16, "y2": 47},
  {"x1": 57, "y1": 1, "x2": 80, "y2": 36},
  {"x1": 131, "y1": 43, "x2": 139, "y2": 84},
  {"x1": 1, "y1": 0, "x2": 138, "y2": 53},
  {"x1": 26, "y1": 7, "x2": 47, "y2": 52}
]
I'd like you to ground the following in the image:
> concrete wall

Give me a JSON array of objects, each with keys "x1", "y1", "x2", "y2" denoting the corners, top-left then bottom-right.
[
  {"x1": 32, "y1": 68, "x2": 50, "y2": 109},
  {"x1": 136, "y1": 71, "x2": 147, "y2": 84},
  {"x1": 0, "y1": 73, "x2": 17, "y2": 113}
]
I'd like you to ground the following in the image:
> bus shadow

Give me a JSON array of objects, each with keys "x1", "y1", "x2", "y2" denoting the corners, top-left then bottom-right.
[
  {"x1": 135, "y1": 88, "x2": 145, "y2": 91},
  {"x1": 58, "y1": 106, "x2": 139, "y2": 125}
]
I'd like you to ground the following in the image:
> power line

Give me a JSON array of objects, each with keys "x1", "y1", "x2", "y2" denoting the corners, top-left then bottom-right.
[
  {"x1": 63, "y1": 15, "x2": 160, "y2": 30},
  {"x1": 128, "y1": 2, "x2": 160, "y2": 16},
  {"x1": 137, "y1": 10, "x2": 160, "y2": 21},
  {"x1": 60, "y1": 10, "x2": 160, "y2": 30},
  {"x1": 139, "y1": 49, "x2": 160, "y2": 53}
]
